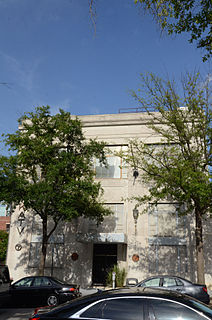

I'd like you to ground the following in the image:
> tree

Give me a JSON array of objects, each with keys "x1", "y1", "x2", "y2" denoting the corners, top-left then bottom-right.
[
  {"x1": 135, "y1": 0, "x2": 212, "y2": 61},
  {"x1": 0, "y1": 230, "x2": 8, "y2": 263},
  {"x1": 123, "y1": 72, "x2": 212, "y2": 283},
  {"x1": 0, "y1": 106, "x2": 111, "y2": 275}
]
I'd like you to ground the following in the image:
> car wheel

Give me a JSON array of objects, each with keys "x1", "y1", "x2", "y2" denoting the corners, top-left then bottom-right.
[{"x1": 47, "y1": 294, "x2": 59, "y2": 306}]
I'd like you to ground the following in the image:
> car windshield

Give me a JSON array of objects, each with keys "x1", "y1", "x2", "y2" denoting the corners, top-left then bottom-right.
[{"x1": 189, "y1": 299, "x2": 212, "y2": 317}]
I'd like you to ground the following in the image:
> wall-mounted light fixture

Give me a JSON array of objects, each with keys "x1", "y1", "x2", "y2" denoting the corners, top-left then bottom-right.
[
  {"x1": 133, "y1": 207, "x2": 139, "y2": 235},
  {"x1": 133, "y1": 169, "x2": 139, "y2": 185}
]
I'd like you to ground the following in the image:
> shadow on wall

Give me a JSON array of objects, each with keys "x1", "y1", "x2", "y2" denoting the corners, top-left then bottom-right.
[
  {"x1": 9, "y1": 212, "x2": 118, "y2": 287},
  {"x1": 127, "y1": 218, "x2": 196, "y2": 284},
  {"x1": 203, "y1": 218, "x2": 212, "y2": 289}
]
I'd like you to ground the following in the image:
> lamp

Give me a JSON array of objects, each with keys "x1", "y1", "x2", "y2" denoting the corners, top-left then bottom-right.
[
  {"x1": 133, "y1": 207, "x2": 139, "y2": 235},
  {"x1": 133, "y1": 169, "x2": 139, "y2": 185},
  {"x1": 133, "y1": 207, "x2": 139, "y2": 222}
]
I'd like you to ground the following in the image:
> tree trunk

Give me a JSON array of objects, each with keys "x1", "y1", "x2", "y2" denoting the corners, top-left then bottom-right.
[
  {"x1": 195, "y1": 209, "x2": 205, "y2": 284},
  {"x1": 39, "y1": 218, "x2": 48, "y2": 276}
]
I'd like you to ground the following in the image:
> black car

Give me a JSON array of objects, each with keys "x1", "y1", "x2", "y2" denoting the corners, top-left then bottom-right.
[
  {"x1": 0, "y1": 265, "x2": 11, "y2": 307},
  {"x1": 9, "y1": 276, "x2": 80, "y2": 306},
  {"x1": 135, "y1": 275, "x2": 210, "y2": 304},
  {"x1": 30, "y1": 287, "x2": 212, "y2": 320}
]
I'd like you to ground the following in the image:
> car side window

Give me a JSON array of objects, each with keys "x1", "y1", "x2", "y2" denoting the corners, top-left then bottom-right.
[
  {"x1": 14, "y1": 277, "x2": 34, "y2": 287},
  {"x1": 176, "y1": 279, "x2": 184, "y2": 286},
  {"x1": 33, "y1": 278, "x2": 43, "y2": 287},
  {"x1": 163, "y1": 277, "x2": 177, "y2": 287},
  {"x1": 140, "y1": 278, "x2": 160, "y2": 287},
  {"x1": 42, "y1": 277, "x2": 52, "y2": 286},
  {"x1": 80, "y1": 301, "x2": 105, "y2": 318},
  {"x1": 33, "y1": 277, "x2": 52, "y2": 287},
  {"x1": 149, "y1": 299, "x2": 206, "y2": 320},
  {"x1": 80, "y1": 298, "x2": 144, "y2": 320}
]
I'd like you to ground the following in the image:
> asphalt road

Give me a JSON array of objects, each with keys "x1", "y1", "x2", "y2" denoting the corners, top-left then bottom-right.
[
  {"x1": 0, "y1": 307, "x2": 34, "y2": 320},
  {"x1": 0, "y1": 288, "x2": 100, "y2": 319}
]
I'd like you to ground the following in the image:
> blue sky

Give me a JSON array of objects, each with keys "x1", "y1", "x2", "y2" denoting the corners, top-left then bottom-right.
[{"x1": 0, "y1": 0, "x2": 210, "y2": 154}]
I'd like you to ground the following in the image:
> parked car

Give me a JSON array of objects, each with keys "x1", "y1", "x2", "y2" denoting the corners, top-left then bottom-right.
[
  {"x1": 135, "y1": 275, "x2": 210, "y2": 304},
  {"x1": 9, "y1": 276, "x2": 80, "y2": 306},
  {"x1": 29, "y1": 287, "x2": 212, "y2": 320},
  {"x1": 0, "y1": 264, "x2": 12, "y2": 306}
]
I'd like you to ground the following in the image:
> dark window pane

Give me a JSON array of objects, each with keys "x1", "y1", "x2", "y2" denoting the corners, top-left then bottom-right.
[
  {"x1": 149, "y1": 299, "x2": 205, "y2": 320},
  {"x1": 81, "y1": 301, "x2": 105, "y2": 318},
  {"x1": 14, "y1": 277, "x2": 34, "y2": 287},
  {"x1": 103, "y1": 298, "x2": 143, "y2": 320},
  {"x1": 81, "y1": 298, "x2": 144, "y2": 320}
]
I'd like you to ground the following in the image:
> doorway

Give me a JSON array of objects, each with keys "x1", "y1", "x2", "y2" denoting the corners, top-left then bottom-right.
[{"x1": 92, "y1": 244, "x2": 117, "y2": 285}]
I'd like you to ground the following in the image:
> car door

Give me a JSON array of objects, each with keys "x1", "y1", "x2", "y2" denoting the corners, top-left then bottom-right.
[
  {"x1": 32, "y1": 277, "x2": 53, "y2": 305},
  {"x1": 10, "y1": 277, "x2": 34, "y2": 305}
]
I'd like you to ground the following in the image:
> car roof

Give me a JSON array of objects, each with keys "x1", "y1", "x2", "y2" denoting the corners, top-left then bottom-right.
[
  {"x1": 139, "y1": 275, "x2": 191, "y2": 283},
  {"x1": 47, "y1": 286, "x2": 195, "y2": 316},
  {"x1": 97, "y1": 287, "x2": 187, "y2": 299}
]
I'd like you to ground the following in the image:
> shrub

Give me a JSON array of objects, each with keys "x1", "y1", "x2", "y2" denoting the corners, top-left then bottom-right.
[
  {"x1": 0, "y1": 230, "x2": 8, "y2": 263},
  {"x1": 106, "y1": 265, "x2": 127, "y2": 287}
]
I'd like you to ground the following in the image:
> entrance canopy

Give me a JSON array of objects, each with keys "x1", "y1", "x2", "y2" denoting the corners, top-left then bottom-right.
[{"x1": 76, "y1": 232, "x2": 127, "y2": 244}]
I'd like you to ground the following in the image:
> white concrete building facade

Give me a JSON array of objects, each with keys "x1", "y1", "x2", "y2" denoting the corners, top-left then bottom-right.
[{"x1": 6, "y1": 112, "x2": 212, "y2": 288}]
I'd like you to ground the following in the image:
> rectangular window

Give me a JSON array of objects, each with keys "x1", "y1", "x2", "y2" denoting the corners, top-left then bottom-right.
[
  {"x1": 148, "y1": 203, "x2": 185, "y2": 238},
  {"x1": 89, "y1": 203, "x2": 125, "y2": 233},
  {"x1": 29, "y1": 242, "x2": 64, "y2": 268},
  {"x1": 148, "y1": 203, "x2": 187, "y2": 275},
  {"x1": 95, "y1": 156, "x2": 121, "y2": 178},
  {"x1": 94, "y1": 146, "x2": 127, "y2": 179},
  {"x1": 149, "y1": 245, "x2": 187, "y2": 274}
]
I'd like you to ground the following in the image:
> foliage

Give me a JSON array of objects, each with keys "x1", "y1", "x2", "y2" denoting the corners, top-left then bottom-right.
[
  {"x1": 0, "y1": 106, "x2": 111, "y2": 274},
  {"x1": 0, "y1": 230, "x2": 8, "y2": 263},
  {"x1": 135, "y1": 0, "x2": 212, "y2": 61},
  {"x1": 106, "y1": 265, "x2": 127, "y2": 287},
  {"x1": 123, "y1": 72, "x2": 212, "y2": 283}
]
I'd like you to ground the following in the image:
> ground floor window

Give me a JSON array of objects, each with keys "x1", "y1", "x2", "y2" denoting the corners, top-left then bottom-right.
[
  {"x1": 29, "y1": 242, "x2": 64, "y2": 269},
  {"x1": 148, "y1": 244, "x2": 188, "y2": 275}
]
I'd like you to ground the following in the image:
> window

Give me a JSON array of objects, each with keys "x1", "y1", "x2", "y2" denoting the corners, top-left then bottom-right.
[
  {"x1": 29, "y1": 242, "x2": 64, "y2": 268},
  {"x1": 139, "y1": 278, "x2": 160, "y2": 287},
  {"x1": 14, "y1": 277, "x2": 34, "y2": 287},
  {"x1": 33, "y1": 277, "x2": 52, "y2": 287},
  {"x1": 163, "y1": 277, "x2": 177, "y2": 287},
  {"x1": 148, "y1": 244, "x2": 187, "y2": 274},
  {"x1": 149, "y1": 299, "x2": 207, "y2": 320},
  {"x1": 80, "y1": 298, "x2": 144, "y2": 320},
  {"x1": 176, "y1": 279, "x2": 184, "y2": 286},
  {"x1": 148, "y1": 203, "x2": 188, "y2": 275},
  {"x1": 94, "y1": 147, "x2": 127, "y2": 179},
  {"x1": 148, "y1": 203, "x2": 185, "y2": 238}
]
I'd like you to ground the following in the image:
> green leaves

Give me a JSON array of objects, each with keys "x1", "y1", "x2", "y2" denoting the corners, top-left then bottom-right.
[
  {"x1": 0, "y1": 105, "x2": 110, "y2": 231},
  {"x1": 136, "y1": 0, "x2": 212, "y2": 61},
  {"x1": 127, "y1": 72, "x2": 212, "y2": 216},
  {"x1": 0, "y1": 230, "x2": 8, "y2": 263}
]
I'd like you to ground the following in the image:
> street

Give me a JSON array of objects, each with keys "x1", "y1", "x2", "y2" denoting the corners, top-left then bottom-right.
[
  {"x1": 0, "y1": 288, "x2": 100, "y2": 319},
  {"x1": 0, "y1": 307, "x2": 34, "y2": 320}
]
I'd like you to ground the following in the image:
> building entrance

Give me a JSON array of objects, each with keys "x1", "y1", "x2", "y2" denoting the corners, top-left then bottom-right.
[{"x1": 92, "y1": 244, "x2": 117, "y2": 285}]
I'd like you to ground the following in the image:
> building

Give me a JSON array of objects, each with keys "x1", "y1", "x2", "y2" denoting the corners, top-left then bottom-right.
[
  {"x1": 0, "y1": 204, "x2": 10, "y2": 232},
  {"x1": 6, "y1": 112, "x2": 212, "y2": 288}
]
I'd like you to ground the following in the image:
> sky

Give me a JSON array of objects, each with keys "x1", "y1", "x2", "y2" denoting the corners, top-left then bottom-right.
[{"x1": 0, "y1": 0, "x2": 211, "y2": 154}]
